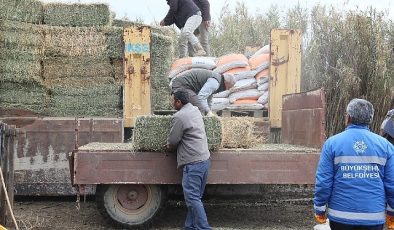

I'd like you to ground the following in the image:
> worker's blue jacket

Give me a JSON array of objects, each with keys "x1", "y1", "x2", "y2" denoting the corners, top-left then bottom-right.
[{"x1": 314, "y1": 124, "x2": 394, "y2": 225}]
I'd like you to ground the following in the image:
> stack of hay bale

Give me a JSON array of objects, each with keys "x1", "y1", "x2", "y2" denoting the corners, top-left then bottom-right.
[
  {"x1": 0, "y1": 1, "x2": 48, "y2": 114},
  {"x1": 42, "y1": 3, "x2": 121, "y2": 117}
]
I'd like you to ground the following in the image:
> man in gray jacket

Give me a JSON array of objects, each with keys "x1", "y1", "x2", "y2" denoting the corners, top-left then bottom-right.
[
  {"x1": 171, "y1": 69, "x2": 235, "y2": 116},
  {"x1": 160, "y1": 0, "x2": 206, "y2": 57},
  {"x1": 166, "y1": 90, "x2": 212, "y2": 230}
]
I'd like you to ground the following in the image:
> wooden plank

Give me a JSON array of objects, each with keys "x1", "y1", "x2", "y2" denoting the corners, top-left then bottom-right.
[
  {"x1": 269, "y1": 29, "x2": 302, "y2": 128},
  {"x1": 123, "y1": 26, "x2": 151, "y2": 127}
]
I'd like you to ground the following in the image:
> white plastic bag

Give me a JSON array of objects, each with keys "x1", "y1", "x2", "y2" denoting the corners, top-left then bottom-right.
[{"x1": 313, "y1": 219, "x2": 330, "y2": 230}]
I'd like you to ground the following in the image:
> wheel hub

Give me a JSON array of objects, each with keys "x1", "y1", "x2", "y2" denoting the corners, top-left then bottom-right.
[{"x1": 116, "y1": 185, "x2": 149, "y2": 210}]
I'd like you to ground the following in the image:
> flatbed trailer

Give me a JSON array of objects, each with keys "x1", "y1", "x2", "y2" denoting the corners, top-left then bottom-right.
[
  {"x1": 69, "y1": 89, "x2": 326, "y2": 229},
  {"x1": 71, "y1": 144, "x2": 320, "y2": 229}
]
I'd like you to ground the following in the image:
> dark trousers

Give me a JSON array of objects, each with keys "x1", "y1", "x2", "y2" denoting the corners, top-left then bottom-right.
[{"x1": 330, "y1": 220, "x2": 384, "y2": 230}]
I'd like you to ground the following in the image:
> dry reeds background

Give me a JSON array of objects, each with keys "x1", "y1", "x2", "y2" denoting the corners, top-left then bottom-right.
[{"x1": 210, "y1": 3, "x2": 393, "y2": 137}]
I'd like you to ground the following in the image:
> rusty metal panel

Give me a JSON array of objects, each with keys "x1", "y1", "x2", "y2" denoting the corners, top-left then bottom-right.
[
  {"x1": 74, "y1": 149, "x2": 320, "y2": 185},
  {"x1": 269, "y1": 29, "x2": 302, "y2": 128},
  {"x1": 282, "y1": 88, "x2": 326, "y2": 148},
  {"x1": 0, "y1": 117, "x2": 123, "y2": 196},
  {"x1": 123, "y1": 26, "x2": 151, "y2": 128}
]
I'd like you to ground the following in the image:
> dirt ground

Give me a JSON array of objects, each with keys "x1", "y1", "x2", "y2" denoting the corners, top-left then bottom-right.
[{"x1": 9, "y1": 197, "x2": 316, "y2": 230}]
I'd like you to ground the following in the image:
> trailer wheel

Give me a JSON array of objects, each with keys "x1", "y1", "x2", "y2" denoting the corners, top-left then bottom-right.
[{"x1": 96, "y1": 184, "x2": 165, "y2": 229}]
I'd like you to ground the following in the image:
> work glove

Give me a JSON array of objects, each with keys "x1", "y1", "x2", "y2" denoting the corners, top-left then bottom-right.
[
  {"x1": 387, "y1": 214, "x2": 394, "y2": 229},
  {"x1": 314, "y1": 213, "x2": 327, "y2": 224}
]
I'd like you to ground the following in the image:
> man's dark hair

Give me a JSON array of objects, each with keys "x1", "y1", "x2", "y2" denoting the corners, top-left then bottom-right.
[{"x1": 172, "y1": 90, "x2": 190, "y2": 105}]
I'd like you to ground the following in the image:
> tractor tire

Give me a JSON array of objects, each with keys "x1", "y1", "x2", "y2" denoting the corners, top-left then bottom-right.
[{"x1": 96, "y1": 184, "x2": 166, "y2": 229}]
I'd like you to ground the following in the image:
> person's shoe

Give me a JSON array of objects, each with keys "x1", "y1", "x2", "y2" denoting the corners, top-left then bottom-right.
[{"x1": 193, "y1": 43, "x2": 206, "y2": 56}]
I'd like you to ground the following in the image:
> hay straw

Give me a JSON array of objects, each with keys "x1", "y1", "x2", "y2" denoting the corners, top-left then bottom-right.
[
  {"x1": 132, "y1": 115, "x2": 222, "y2": 152},
  {"x1": 0, "y1": 0, "x2": 43, "y2": 24},
  {"x1": 111, "y1": 59, "x2": 124, "y2": 85},
  {"x1": 0, "y1": 60, "x2": 41, "y2": 83},
  {"x1": 45, "y1": 77, "x2": 115, "y2": 89},
  {"x1": 220, "y1": 117, "x2": 262, "y2": 148},
  {"x1": 43, "y1": 57, "x2": 112, "y2": 79},
  {"x1": 43, "y1": 3, "x2": 110, "y2": 27},
  {"x1": 0, "y1": 30, "x2": 43, "y2": 49}
]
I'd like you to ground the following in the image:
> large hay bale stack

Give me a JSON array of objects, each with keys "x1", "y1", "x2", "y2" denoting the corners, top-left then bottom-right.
[
  {"x1": 43, "y1": 3, "x2": 110, "y2": 27},
  {"x1": 0, "y1": 0, "x2": 43, "y2": 24},
  {"x1": 104, "y1": 26, "x2": 123, "y2": 59},
  {"x1": 133, "y1": 116, "x2": 222, "y2": 151}
]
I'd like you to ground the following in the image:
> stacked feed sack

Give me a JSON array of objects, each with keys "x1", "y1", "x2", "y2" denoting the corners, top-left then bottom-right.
[
  {"x1": 0, "y1": 0, "x2": 44, "y2": 24},
  {"x1": 113, "y1": 20, "x2": 177, "y2": 111},
  {"x1": 41, "y1": 4, "x2": 121, "y2": 117},
  {"x1": 0, "y1": 19, "x2": 48, "y2": 114},
  {"x1": 212, "y1": 45, "x2": 271, "y2": 111},
  {"x1": 132, "y1": 115, "x2": 222, "y2": 151}
]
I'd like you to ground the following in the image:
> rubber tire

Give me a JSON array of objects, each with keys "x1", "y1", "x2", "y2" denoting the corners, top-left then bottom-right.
[{"x1": 96, "y1": 184, "x2": 166, "y2": 229}]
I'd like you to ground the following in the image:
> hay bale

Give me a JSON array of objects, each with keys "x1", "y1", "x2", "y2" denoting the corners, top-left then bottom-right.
[
  {"x1": 104, "y1": 26, "x2": 123, "y2": 59},
  {"x1": 220, "y1": 117, "x2": 262, "y2": 148},
  {"x1": 151, "y1": 33, "x2": 174, "y2": 111},
  {"x1": 0, "y1": 0, "x2": 43, "y2": 24},
  {"x1": 45, "y1": 76, "x2": 115, "y2": 89},
  {"x1": 43, "y1": 3, "x2": 110, "y2": 27},
  {"x1": 47, "y1": 83, "x2": 121, "y2": 117},
  {"x1": 43, "y1": 57, "x2": 112, "y2": 79},
  {"x1": 132, "y1": 115, "x2": 222, "y2": 151},
  {"x1": 0, "y1": 20, "x2": 44, "y2": 49},
  {"x1": 0, "y1": 60, "x2": 42, "y2": 83},
  {"x1": 0, "y1": 82, "x2": 49, "y2": 115},
  {"x1": 42, "y1": 25, "x2": 107, "y2": 57},
  {"x1": 0, "y1": 48, "x2": 41, "y2": 61},
  {"x1": 151, "y1": 87, "x2": 172, "y2": 111}
]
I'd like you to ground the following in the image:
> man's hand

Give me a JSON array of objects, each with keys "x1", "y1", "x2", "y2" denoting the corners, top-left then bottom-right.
[
  {"x1": 206, "y1": 111, "x2": 216, "y2": 117},
  {"x1": 314, "y1": 214, "x2": 327, "y2": 224},
  {"x1": 203, "y1": 20, "x2": 210, "y2": 29},
  {"x1": 160, "y1": 20, "x2": 165, "y2": 26},
  {"x1": 387, "y1": 214, "x2": 394, "y2": 229}
]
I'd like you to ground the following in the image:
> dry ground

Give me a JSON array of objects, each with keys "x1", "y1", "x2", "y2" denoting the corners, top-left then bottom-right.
[{"x1": 9, "y1": 197, "x2": 316, "y2": 230}]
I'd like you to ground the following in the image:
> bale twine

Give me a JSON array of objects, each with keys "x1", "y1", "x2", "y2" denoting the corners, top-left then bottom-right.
[
  {"x1": 42, "y1": 25, "x2": 107, "y2": 57},
  {"x1": 43, "y1": 57, "x2": 112, "y2": 79},
  {"x1": 220, "y1": 117, "x2": 262, "y2": 148},
  {"x1": 133, "y1": 116, "x2": 222, "y2": 151},
  {"x1": 43, "y1": 3, "x2": 110, "y2": 27},
  {"x1": 0, "y1": 0, "x2": 43, "y2": 24}
]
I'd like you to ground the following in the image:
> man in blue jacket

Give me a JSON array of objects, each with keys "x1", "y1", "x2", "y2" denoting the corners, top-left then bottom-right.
[
  {"x1": 314, "y1": 98, "x2": 394, "y2": 230},
  {"x1": 160, "y1": 0, "x2": 207, "y2": 57}
]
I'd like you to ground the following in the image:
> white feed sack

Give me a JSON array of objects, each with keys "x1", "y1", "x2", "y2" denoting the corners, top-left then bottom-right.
[
  {"x1": 168, "y1": 57, "x2": 216, "y2": 79},
  {"x1": 230, "y1": 78, "x2": 257, "y2": 93},
  {"x1": 213, "y1": 54, "x2": 249, "y2": 74},
  {"x1": 227, "y1": 103, "x2": 264, "y2": 110},
  {"x1": 211, "y1": 98, "x2": 230, "y2": 111},
  {"x1": 257, "y1": 82, "x2": 269, "y2": 91},
  {"x1": 257, "y1": 91, "x2": 269, "y2": 105},
  {"x1": 229, "y1": 89, "x2": 264, "y2": 103},
  {"x1": 213, "y1": 90, "x2": 231, "y2": 98},
  {"x1": 251, "y1": 44, "x2": 270, "y2": 58}
]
